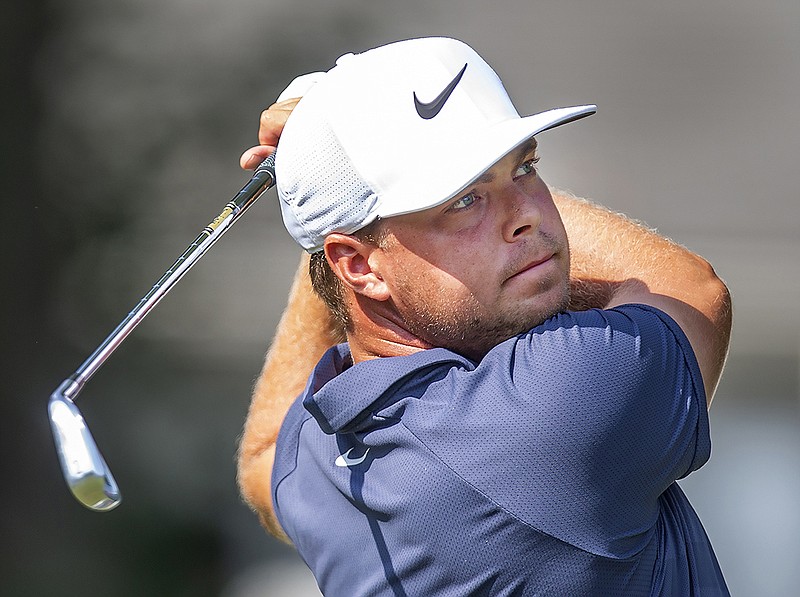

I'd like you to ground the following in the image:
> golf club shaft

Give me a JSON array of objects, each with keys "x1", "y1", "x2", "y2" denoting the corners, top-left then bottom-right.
[{"x1": 60, "y1": 154, "x2": 277, "y2": 402}]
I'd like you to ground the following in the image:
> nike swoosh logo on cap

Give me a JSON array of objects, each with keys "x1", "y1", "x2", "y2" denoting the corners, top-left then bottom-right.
[
  {"x1": 413, "y1": 63, "x2": 468, "y2": 120},
  {"x1": 335, "y1": 447, "x2": 370, "y2": 467}
]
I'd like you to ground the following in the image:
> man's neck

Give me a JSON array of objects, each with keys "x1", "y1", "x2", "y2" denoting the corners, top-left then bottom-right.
[
  {"x1": 346, "y1": 303, "x2": 433, "y2": 363},
  {"x1": 347, "y1": 334, "x2": 429, "y2": 363}
]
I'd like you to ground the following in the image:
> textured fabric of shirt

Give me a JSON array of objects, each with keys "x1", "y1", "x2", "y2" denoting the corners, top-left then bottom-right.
[{"x1": 272, "y1": 304, "x2": 729, "y2": 596}]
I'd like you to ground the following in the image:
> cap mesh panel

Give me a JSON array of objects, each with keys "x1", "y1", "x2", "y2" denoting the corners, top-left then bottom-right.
[{"x1": 277, "y1": 104, "x2": 379, "y2": 252}]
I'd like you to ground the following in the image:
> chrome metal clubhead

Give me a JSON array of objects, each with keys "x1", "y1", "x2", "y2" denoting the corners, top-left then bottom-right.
[{"x1": 49, "y1": 380, "x2": 121, "y2": 511}]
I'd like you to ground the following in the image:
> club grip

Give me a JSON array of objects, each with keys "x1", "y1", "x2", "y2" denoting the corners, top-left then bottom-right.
[{"x1": 253, "y1": 152, "x2": 277, "y2": 186}]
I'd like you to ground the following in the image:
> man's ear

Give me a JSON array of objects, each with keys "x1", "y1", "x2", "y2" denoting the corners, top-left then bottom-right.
[{"x1": 324, "y1": 234, "x2": 390, "y2": 301}]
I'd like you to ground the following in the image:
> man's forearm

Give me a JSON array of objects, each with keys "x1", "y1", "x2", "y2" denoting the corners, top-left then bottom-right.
[
  {"x1": 553, "y1": 189, "x2": 732, "y2": 401},
  {"x1": 555, "y1": 190, "x2": 663, "y2": 311},
  {"x1": 555, "y1": 189, "x2": 706, "y2": 308},
  {"x1": 237, "y1": 253, "x2": 344, "y2": 539}
]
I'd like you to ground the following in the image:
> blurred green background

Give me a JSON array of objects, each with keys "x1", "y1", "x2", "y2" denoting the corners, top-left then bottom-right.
[{"x1": 3, "y1": 1, "x2": 798, "y2": 595}]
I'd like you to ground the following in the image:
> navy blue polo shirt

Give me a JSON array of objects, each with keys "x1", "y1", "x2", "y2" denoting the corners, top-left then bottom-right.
[{"x1": 272, "y1": 305, "x2": 729, "y2": 596}]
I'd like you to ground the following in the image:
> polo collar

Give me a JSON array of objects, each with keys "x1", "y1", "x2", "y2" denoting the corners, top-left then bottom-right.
[{"x1": 302, "y1": 344, "x2": 474, "y2": 434}]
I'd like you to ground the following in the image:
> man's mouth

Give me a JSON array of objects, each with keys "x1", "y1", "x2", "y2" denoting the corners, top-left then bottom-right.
[{"x1": 504, "y1": 254, "x2": 555, "y2": 283}]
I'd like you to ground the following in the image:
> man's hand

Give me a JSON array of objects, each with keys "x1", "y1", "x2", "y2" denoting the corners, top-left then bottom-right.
[{"x1": 239, "y1": 97, "x2": 300, "y2": 170}]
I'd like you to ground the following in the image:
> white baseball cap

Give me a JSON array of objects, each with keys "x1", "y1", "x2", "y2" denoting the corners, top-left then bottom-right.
[{"x1": 275, "y1": 37, "x2": 596, "y2": 252}]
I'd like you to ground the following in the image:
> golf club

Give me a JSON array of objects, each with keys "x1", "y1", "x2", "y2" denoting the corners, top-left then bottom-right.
[{"x1": 48, "y1": 154, "x2": 277, "y2": 511}]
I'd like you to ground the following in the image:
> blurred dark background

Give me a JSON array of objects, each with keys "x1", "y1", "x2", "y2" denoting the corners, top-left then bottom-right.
[{"x1": 2, "y1": 1, "x2": 797, "y2": 595}]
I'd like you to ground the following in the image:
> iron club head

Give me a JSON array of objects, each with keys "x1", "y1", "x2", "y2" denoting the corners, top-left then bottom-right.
[{"x1": 48, "y1": 381, "x2": 121, "y2": 511}]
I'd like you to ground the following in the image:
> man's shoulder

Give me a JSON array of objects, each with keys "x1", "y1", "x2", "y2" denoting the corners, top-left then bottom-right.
[
  {"x1": 477, "y1": 303, "x2": 700, "y2": 392},
  {"x1": 532, "y1": 303, "x2": 680, "y2": 334},
  {"x1": 301, "y1": 345, "x2": 474, "y2": 435},
  {"x1": 511, "y1": 303, "x2": 692, "y2": 356}
]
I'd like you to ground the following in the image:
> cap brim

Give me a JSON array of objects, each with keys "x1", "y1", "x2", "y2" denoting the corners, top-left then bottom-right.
[{"x1": 376, "y1": 104, "x2": 596, "y2": 219}]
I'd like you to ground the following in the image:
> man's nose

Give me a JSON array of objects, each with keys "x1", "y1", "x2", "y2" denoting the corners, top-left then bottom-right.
[{"x1": 501, "y1": 186, "x2": 542, "y2": 243}]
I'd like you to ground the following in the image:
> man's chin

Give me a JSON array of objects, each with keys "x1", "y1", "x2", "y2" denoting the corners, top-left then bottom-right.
[
  {"x1": 446, "y1": 312, "x2": 564, "y2": 361},
  {"x1": 506, "y1": 285, "x2": 569, "y2": 330},
  {"x1": 468, "y1": 296, "x2": 569, "y2": 358},
  {"x1": 398, "y1": 281, "x2": 569, "y2": 360}
]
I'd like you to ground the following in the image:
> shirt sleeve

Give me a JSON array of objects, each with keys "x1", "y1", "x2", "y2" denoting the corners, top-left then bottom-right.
[{"x1": 462, "y1": 304, "x2": 711, "y2": 558}]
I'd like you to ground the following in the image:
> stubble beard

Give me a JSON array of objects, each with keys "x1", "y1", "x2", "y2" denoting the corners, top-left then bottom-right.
[{"x1": 395, "y1": 266, "x2": 570, "y2": 361}]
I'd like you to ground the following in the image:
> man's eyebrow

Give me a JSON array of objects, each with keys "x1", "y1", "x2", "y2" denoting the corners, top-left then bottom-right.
[
  {"x1": 472, "y1": 138, "x2": 539, "y2": 185},
  {"x1": 516, "y1": 138, "x2": 539, "y2": 161}
]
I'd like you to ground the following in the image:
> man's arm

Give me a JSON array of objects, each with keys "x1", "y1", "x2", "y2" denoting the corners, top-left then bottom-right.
[
  {"x1": 554, "y1": 190, "x2": 732, "y2": 403},
  {"x1": 237, "y1": 253, "x2": 344, "y2": 541},
  {"x1": 238, "y1": 98, "x2": 346, "y2": 541}
]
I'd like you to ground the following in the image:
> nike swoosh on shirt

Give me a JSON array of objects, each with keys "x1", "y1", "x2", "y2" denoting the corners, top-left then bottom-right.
[
  {"x1": 413, "y1": 63, "x2": 468, "y2": 119},
  {"x1": 335, "y1": 447, "x2": 370, "y2": 467}
]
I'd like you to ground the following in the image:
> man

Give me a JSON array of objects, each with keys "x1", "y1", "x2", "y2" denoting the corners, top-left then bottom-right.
[{"x1": 237, "y1": 38, "x2": 732, "y2": 595}]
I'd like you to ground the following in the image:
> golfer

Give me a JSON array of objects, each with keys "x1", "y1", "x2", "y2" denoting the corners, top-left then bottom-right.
[{"x1": 237, "y1": 37, "x2": 732, "y2": 596}]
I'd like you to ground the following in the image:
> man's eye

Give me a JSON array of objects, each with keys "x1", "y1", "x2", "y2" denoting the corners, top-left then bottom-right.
[
  {"x1": 450, "y1": 193, "x2": 477, "y2": 211},
  {"x1": 514, "y1": 157, "x2": 539, "y2": 178}
]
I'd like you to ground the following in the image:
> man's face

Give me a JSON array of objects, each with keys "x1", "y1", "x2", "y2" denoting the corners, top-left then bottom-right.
[{"x1": 373, "y1": 140, "x2": 571, "y2": 360}]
